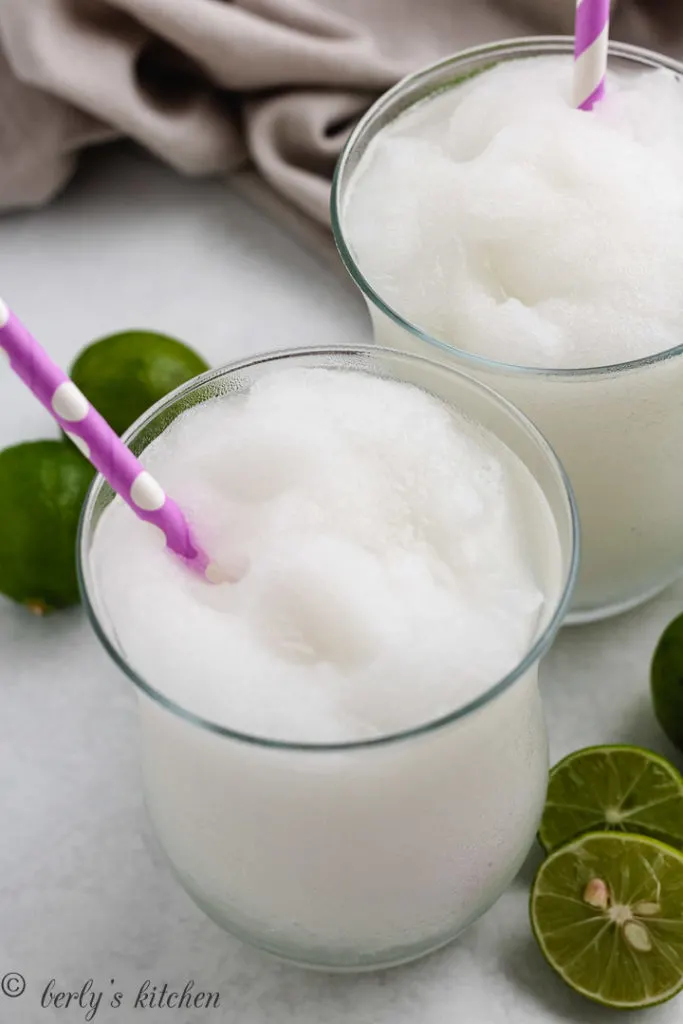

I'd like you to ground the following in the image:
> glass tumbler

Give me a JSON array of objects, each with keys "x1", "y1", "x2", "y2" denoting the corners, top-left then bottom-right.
[
  {"x1": 332, "y1": 37, "x2": 683, "y2": 623},
  {"x1": 78, "y1": 346, "x2": 578, "y2": 970}
]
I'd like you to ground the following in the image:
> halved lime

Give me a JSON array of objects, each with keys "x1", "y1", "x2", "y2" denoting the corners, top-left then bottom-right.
[
  {"x1": 538, "y1": 745, "x2": 683, "y2": 854},
  {"x1": 530, "y1": 832, "x2": 683, "y2": 1009}
]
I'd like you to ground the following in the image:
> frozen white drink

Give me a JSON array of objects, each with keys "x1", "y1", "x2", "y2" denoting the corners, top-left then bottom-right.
[
  {"x1": 81, "y1": 349, "x2": 576, "y2": 969},
  {"x1": 337, "y1": 41, "x2": 683, "y2": 619}
]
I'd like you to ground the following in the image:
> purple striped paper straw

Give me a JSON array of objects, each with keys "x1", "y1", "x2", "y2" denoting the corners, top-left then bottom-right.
[
  {"x1": 0, "y1": 299, "x2": 219, "y2": 582},
  {"x1": 574, "y1": 0, "x2": 611, "y2": 111}
]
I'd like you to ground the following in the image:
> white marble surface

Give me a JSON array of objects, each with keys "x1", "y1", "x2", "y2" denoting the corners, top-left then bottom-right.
[{"x1": 1, "y1": 146, "x2": 682, "y2": 1024}]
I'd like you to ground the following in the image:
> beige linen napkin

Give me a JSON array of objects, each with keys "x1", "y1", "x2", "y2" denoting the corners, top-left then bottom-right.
[{"x1": 0, "y1": 0, "x2": 681, "y2": 224}]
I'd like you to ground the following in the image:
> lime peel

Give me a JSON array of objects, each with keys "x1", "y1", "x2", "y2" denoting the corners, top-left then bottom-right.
[
  {"x1": 652, "y1": 613, "x2": 683, "y2": 754},
  {"x1": 69, "y1": 330, "x2": 209, "y2": 437},
  {"x1": 0, "y1": 441, "x2": 95, "y2": 611}
]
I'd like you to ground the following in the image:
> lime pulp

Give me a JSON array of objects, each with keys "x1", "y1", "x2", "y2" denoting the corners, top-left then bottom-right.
[
  {"x1": 538, "y1": 745, "x2": 683, "y2": 854},
  {"x1": 531, "y1": 831, "x2": 683, "y2": 1009}
]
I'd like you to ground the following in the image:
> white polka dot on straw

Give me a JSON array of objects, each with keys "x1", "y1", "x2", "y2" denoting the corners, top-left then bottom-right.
[
  {"x1": 130, "y1": 471, "x2": 166, "y2": 511},
  {"x1": 52, "y1": 381, "x2": 89, "y2": 422},
  {"x1": 573, "y1": 0, "x2": 610, "y2": 111},
  {"x1": 205, "y1": 563, "x2": 227, "y2": 584},
  {"x1": 64, "y1": 431, "x2": 90, "y2": 459}
]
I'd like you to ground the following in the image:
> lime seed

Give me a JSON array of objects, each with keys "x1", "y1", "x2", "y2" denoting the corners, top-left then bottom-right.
[
  {"x1": 634, "y1": 902, "x2": 661, "y2": 916},
  {"x1": 624, "y1": 921, "x2": 653, "y2": 953},
  {"x1": 583, "y1": 878, "x2": 609, "y2": 910}
]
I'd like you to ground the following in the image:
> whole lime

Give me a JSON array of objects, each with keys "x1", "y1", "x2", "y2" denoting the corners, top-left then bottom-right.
[
  {"x1": 0, "y1": 441, "x2": 95, "y2": 613},
  {"x1": 652, "y1": 613, "x2": 683, "y2": 753},
  {"x1": 70, "y1": 330, "x2": 209, "y2": 436}
]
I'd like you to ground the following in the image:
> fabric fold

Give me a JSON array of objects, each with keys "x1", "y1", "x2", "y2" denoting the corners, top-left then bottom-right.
[{"x1": 0, "y1": 0, "x2": 681, "y2": 224}]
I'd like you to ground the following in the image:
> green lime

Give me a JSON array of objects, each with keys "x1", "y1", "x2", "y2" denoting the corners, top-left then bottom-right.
[
  {"x1": 530, "y1": 832, "x2": 683, "y2": 1009},
  {"x1": 0, "y1": 441, "x2": 95, "y2": 613},
  {"x1": 70, "y1": 330, "x2": 209, "y2": 436},
  {"x1": 538, "y1": 745, "x2": 683, "y2": 854},
  {"x1": 652, "y1": 614, "x2": 683, "y2": 754}
]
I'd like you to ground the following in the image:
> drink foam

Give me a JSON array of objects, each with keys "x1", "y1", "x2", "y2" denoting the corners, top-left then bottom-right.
[
  {"x1": 92, "y1": 367, "x2": 552, "y2": 743},
  {"x1": 344, "y1": 57, "x2": 683, "y2": 368}
]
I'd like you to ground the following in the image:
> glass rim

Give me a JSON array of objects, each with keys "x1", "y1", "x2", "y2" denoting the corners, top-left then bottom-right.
[
  {"x1": 77, "y1": 344, "x2": 579, "y2": 753},
  {"x1": 331, "y1": 36, "x2": 683, "y2": 380}
]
